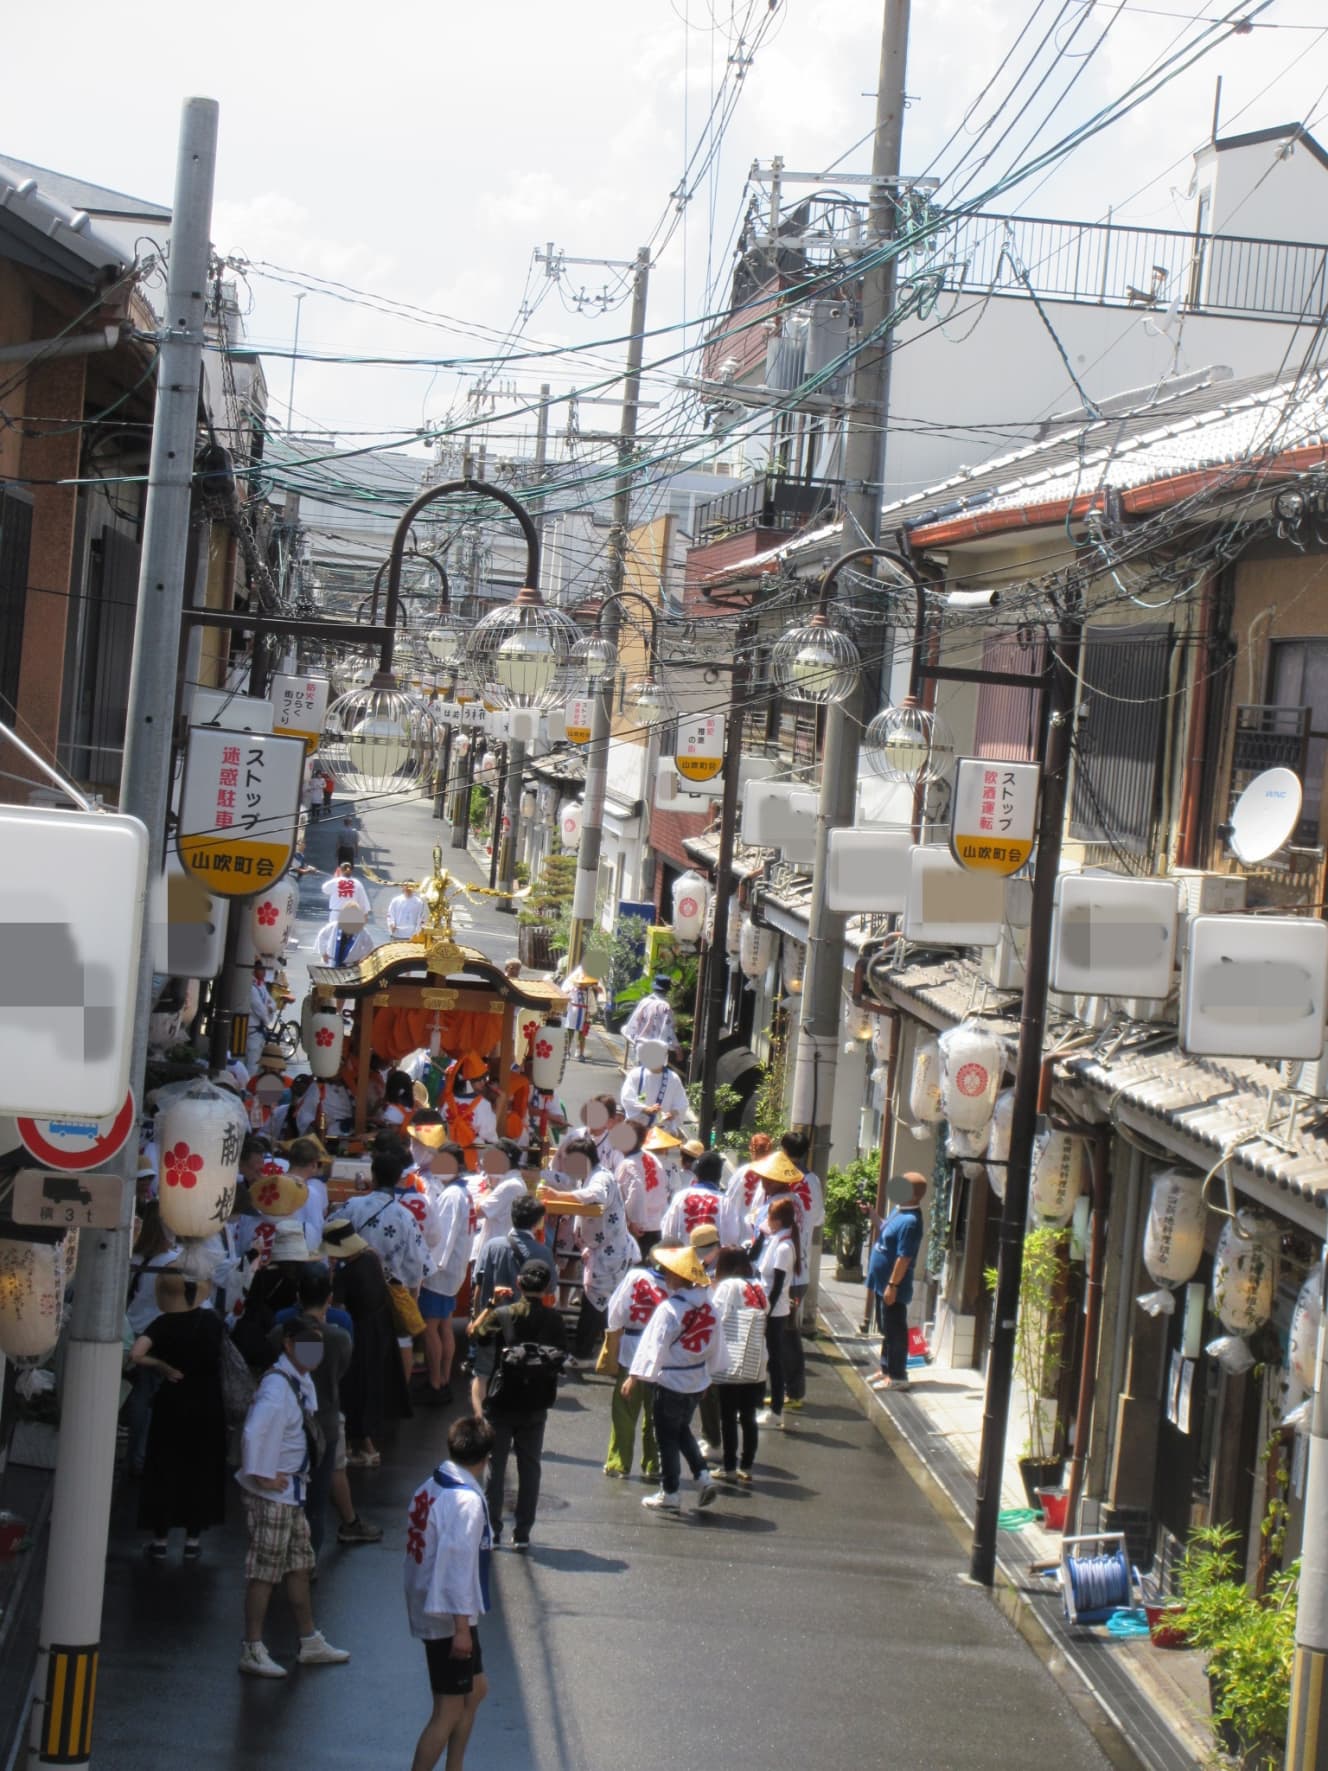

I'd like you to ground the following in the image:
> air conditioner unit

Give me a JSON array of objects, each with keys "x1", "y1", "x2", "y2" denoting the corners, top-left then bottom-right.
[
  {"x1": 983, "y1": 925, "x2": 1027, "y2": 990},
  {"x1": 1120, "y1": 993, "x2": 1176, "y2": 1026},
  {"x1": 1170, "y1": 869, "x2": 1248, "y2": 917}
]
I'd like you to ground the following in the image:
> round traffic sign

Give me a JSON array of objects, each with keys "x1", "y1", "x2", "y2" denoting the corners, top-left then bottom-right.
[{"x1": 17, "y1": 1091, "x2": 136, "y2": 1171}]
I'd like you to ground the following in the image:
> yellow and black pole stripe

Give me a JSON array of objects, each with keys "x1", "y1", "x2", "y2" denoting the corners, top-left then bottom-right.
[
  {"x1": 1289, "y1": 1646, "x2": 1328, "y2": 1771},
  {"x1": 39, "y1": 1644, "x2": 98, "y2": 1764}
]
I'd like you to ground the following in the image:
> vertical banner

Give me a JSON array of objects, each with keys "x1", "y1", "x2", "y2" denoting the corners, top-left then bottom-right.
[
  {"x1": 270, "y1": 675, "x2": 330, "y2": 753},
  {"x1": 176, "y1": 728, "x2": 305, "y2": 897}
]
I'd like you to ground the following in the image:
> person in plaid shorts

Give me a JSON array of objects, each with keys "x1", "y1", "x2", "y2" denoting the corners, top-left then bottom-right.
[{"x1": 236, "y1": 1316, "x2": 351, "y2": 1679}]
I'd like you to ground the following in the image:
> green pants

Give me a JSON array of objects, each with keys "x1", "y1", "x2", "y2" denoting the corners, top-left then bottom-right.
[{"x1": 606, "y1": 1374, "x2": 659, "y2": 1476}]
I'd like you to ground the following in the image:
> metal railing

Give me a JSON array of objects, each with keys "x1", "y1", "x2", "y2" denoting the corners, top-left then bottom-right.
[
  {"x1": 928, "y1": 211, "x2": 1328, "y2": 323},
  {"x1": 693, "y1": 472, "x2": 841, "y2": 542}
]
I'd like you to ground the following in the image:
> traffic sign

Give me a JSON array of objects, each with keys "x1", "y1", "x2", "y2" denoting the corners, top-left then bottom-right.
[
  {"x1": 676, "y1": 714, "x2": 725, "y2": 782},
  {"x1": 950, "y1": 757, "x2": 1039, "y2": 875},
  {"x1": 565, "y1": 695, "x2": 593, "y2": 746},
  {"x1": 16, "y1": 1091, "x2": 136, "y2": 1171},
  {"x1": 13, "y1": 1168, "x2": 124, "y2": 1231}
]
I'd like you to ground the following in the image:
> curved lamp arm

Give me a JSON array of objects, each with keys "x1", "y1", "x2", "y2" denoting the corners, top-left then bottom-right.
[
  {"x1": 592, "y1": 588, "x2": 661, "y2": 670},
  {"x1": 814, "y1": 544, "x2": 928, "y2": 703},
  {"x1": 376, "y1": 478, "x2": 541, "y2": 679}
]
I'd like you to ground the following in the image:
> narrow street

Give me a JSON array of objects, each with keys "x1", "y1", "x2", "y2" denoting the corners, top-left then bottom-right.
[{"x1": 88, "y1": 796, "x2": 1111, "y2": 1770}]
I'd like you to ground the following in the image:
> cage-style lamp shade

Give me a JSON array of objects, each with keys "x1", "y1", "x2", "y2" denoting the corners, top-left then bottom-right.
[
  {"x1": 323, "y1": 683, "x2": 440, "y2": 796},
  {"x1": 466, "y1": 590, "x2": 581, "y2": 711},
  {"x1": 425, "y1": 624, "x2": 463, "y2": 666},
  {"x1": 630, "y1": 674, "x2": 673, "y2": 717},
  {"x1": 864, "y1": 703, "x2": 955, "y2": 786},
  {"x1": 771, "y1": 616, "x2": 860, "y2": 705},
  {"x1": 570, "y1": 633, "x2": 617, "y2": 683}
]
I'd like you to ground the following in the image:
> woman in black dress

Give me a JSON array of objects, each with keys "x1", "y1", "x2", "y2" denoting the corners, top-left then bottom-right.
[
  {"x1": 130, "y1": 1264, "x2": 227, "y2": 1560},
  {"x1": 323, "y1": 1219, "x2": 410, "y2": 1465}
]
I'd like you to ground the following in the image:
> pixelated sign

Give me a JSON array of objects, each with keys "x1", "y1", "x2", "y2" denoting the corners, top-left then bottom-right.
[
  {"x1": 950, "y1": 757, "x2": 1039, "y2": 876},
  {"x1": 270, "y1": 675, "x2": 330, "y2": 754},
  {"x1": 0, "y1": 806, "x2": 147, "y2": 1116},
  {"x1": 176, "y1": 727, "x2": 304, "y2": 899}
]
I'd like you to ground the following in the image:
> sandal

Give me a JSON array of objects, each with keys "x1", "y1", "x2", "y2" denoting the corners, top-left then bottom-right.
[
  {"x1": 145, "y1": 1541, "x2": 167, "y2": 1561},
  {"x1": 183, "y1": 1540, "x2": 202, "y2": 1560}
]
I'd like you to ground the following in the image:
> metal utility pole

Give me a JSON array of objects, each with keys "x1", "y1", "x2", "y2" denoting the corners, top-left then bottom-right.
[
  {"x1": 970, "y1": 608, "x2": 1082, "y2": 1588},
  {"x1": 567, "y1": 247, "x2": 650, "y2": 971},
  {"x1": 1288, "y1": 1245, "x2": 1328, "y2": 1769},
  {"x1": 29, "y1": 98, "x2": 218, "y2": 1770},
  {"x1": 696, "y1": 637, "x2": 751, "y2": 1142},
  {"x1": 789, "y1": 0, "x2": 910, "y2": 1321}
]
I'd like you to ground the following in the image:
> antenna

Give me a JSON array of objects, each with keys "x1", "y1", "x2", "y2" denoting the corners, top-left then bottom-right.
[{"x1": 1228, "y1": 767, "x2": 1302, "y2": 863}]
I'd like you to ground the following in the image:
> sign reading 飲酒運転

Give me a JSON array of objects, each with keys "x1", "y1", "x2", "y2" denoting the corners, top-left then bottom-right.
[
  {"x1": 675, "y1": 714, "x2": 725, "y2": 783},
  {"x1": 950, "y1": 757, "x2": 1039, "y2": 876},
  {"x1": 270, "y1": 675, "x2": 330, "y2": 752},
  {"x1": 177, "y1": 728, "x2": 305, "y2": 898},
  {"x1": 565, "y1": 695, "x2": 594, "y2": 746}
]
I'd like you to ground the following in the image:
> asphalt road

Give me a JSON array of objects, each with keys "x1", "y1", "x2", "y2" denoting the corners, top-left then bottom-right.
[{"x1": 90, "y1": 796, "x2": 1110, "y2": 1769}]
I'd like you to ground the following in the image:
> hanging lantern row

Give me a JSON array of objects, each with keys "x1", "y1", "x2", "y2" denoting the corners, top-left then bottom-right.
[
  {"x1": 937, "y1": 1023, "x2": 1004, "y2": 1133},
  {"x1": 739, "y1": 918, "x2": 775, "y2": 981}
]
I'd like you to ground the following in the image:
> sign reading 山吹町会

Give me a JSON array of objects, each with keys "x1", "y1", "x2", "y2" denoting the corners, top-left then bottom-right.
[
  {"x1": 176, "y1": 728, "x2": 305, "y2": 898},
  {"x1": 949, "y1": 757, "x2": 1040, "y2": 876}
]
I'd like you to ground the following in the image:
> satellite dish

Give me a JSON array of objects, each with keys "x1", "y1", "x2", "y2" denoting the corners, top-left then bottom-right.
[{"x1": 1229, "y1": 767, "x2": 1303, "y2": 863}]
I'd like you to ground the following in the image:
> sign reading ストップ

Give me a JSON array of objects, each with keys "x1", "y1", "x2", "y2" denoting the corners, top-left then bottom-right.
[
  {"x1": 565, "y1": 695, "x2": 593, "y2": 747},
  {"x1": 177, "y1": 727, "x2": 305, "y2": 898},
  {"x1": 949, "y1": 756, "x2": 1040, "y2": 876}
]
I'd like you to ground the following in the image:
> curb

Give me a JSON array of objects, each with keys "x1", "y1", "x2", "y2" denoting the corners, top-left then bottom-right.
[{"x1": 817, "y1": 1324, "x2": 1192, "y2": 1771}]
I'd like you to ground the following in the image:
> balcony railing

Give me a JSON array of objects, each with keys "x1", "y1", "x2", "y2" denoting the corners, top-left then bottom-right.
[
  {"x1": 928, "y1": 211, "x2": 1328, "y2": 323},
  {"x1": 692, "y1": 473, "x2": 840, "y2": 543}
]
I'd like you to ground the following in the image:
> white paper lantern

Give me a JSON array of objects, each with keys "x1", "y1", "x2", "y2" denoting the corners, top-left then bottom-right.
[
  {"x1": 1212, "y1": 1212, "x2": 1278, "y2": 1335},
  {"x1": 531, "y1": 1025, "x2": 571, "y2": 1090},
  {"x1": 871, "y1": 1016, "x2": 894, "y2": 1063},
  {"x1": 725, "y1": 899, "x2": 743, "y2": 958},
  {"x1": 250, "y1": 875, "x2": 297, "y2": 960},
  {"x1": 781, "y1": 942, "x2": 806, "y2": 997},
  {"x1": 558, "y1": 800, "x2": 583, "y2": 850},
  {"x1": 1289, "y1": 1273, "x2": 1322, "y2": 1391},
  {"x1": 987, "y1": 1089, "x2": 1014, "y2": 1200},
  {"x1": 739, "y1": 918, "x2": 774, "y2": 981},
  {"x1": 909, "y1": 1038, "x2": 944, "y2": 1125},
  {"x1": 1030, "y1": 1127, "x2": 1085, "y2": 1226},
  {"x1": 516, "y1": 1008, "x2": 544, "y2": 1059},
  {"x1": 301, "y1": 995, "x2": 345, "y2": 1080},
  {"x1": 155, "y1": 1080, "x2": 249, "y2": 1240},
  {"x1": 938, "y1": 1023, "x2": 1004, "y2": 1132},
  {"x1": 0, "y1": 1237, "x2": 67, "y2": 1360},
  {"x1": 1142, "y1": 1169, "x2": 1206, "y2": 1289},
  {"x1": 948, "y1": 1122, "x2": 989, "y2": 1180},
  {"x1": 672, "y1": 870, "x2": 710, "y2": 945}
]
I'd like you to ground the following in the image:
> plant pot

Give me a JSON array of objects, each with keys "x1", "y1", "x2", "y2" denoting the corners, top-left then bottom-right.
[
  {"x1": 1143, "y1": 1603, "x2": 1188, "y2": 1649},
  {"x1": 1036, "y1": 1487, "x2": 1069, "y2": 1532},
  {"x1": 833, "y1": 1223, "x2": 864, "y2": 1281},
  {"x1": 1018, "y1": 1455, "x2": 1064, "y2": 1509}
]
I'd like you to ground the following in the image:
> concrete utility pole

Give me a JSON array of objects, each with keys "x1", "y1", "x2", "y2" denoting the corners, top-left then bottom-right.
[
  {"x1": 495, "y1": 383, "x2": 551, "y2": 905},
  {"x1": 1288, "y1": 1245, "x2": 1328, "y2": 1770},
  {"x1": 29, "y1": 98, "x2": 218, "y2": 1770},
  {"x1": 567, "y1": 248, "x2": 650, "y2": 971},
  {"x1": 789, "y1": 0, "x2": 910, "y2": 1319}
]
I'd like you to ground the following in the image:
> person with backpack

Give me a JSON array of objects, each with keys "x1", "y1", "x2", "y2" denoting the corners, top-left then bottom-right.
[
  {"x1": 471, "y1": 1259, "x2": 566, "y2": 1550},
  {"x1": 235, "y1": 1316, "x2": 350, "y2": 1679}
]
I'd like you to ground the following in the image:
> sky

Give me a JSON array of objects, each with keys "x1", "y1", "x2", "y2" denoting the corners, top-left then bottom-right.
[{"x1": 6, "y1": 0, "x2": 1328, "y2": 472}]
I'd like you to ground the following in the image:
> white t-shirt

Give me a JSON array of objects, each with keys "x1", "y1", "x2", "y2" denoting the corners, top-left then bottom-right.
[
  {"x1": 321, "y1": 873, "x2": 372, "y2": 915},
  {"x1": 710, "y1": 1274, "x2": 771, "y2": 1385},
  {"x1": 756, "y1": 1229, "x2": 797, "y2": 1319},
  {"x1": 388, "y1": 892, "x2": 428, "y2": 938},
  {"x1": 719, "y1": 1163, "x2": 763, "y2": 1246},
  {"x1": 468, "y1": 1173, "x2": 528, "y2": 1264},
  {"x1": 296, "y1": 1175, "x2": 328, "y2": 1249},
  {"x1": 236, "y1": 1356, "x2": 316, "y2": 1504},
  {"x1": 403, "y1": 1460, "x2": 491, "y2": 1641},
  {"x1": 423, "y1": 1179, "x2": 474, "y2": 1297},
  {"x1": 629, "y1": 1284, "x2": 727, "y2": 1393},
  {"x1": 619, "y1": 1064, "x2": 689, "y2": 1128}
]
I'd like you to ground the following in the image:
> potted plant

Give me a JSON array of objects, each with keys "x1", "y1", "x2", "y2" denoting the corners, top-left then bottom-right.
[
  {"x1": 988, "y1": 1224, "x2": 1069, "y2": 1505},
  {"x1": 824, "y1": 1152, "x2": 879, "y2": 1280}
]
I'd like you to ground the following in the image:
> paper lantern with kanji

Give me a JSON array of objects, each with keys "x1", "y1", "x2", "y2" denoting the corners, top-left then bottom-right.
[
  {"x1": 531, "y1": 1026, "x2": 571, "y2": 1090},
  {"x1": 0, "y1": 1237, "x2": 68, "y2": 1360},
  {"x1": 1213, "y1": 1213, "x2": 1278, "y2": 1335},
  {"x1": 725, "y1": 898, "x2": 743, "y2": 957},
  {"x1": 938, "y1": 1023, "x2": 1004, "y2": 1132},
  {"x1": 908, "y1": 1038, "x2": 943, "y2": 1125},
  {"x1": 1142, "y1": 1169, "x2": 1206, "y2": 1289},
  {"x1": 1030, "y1": 1128, "x2": 1085, "y2": 1226},
  {"x1": 871, "y1": 1016, "x2": 893, "y2": 1063},
  {"x1": 987, "y1": 1089, "x2": 1015, "y2": 1200},
  {"x1": 671, "y1": 870, "x2": 710, "y2": 945},
  {"x1": 250, "y1": 875, "x2": 298, "y2": 960},
  {"x1": 301, "y1": 995, "x2": 345, "y2": 1080},
  {"x1": 516, "y1": 1010, "x2": 544, "y2": 1059},
  {"x1": 155, "y1": 1080, "x2": 248, "y2": 1240},
  {"x1": 1289, "y1": 1273, "x2": 1322, "y2": 1391},
  {"x1": 738, "y1": 918, "x2": 774, "y2": 982}
]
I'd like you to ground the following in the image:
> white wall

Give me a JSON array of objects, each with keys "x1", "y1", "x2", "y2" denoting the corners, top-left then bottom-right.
[{"x1": 1196, "y1": 134, "x2": 1328, "y2": 244}]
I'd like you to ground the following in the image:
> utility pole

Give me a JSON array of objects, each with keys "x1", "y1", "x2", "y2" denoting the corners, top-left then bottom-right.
[
  {"x1": 567, "y1": 247, "x2": 651, "y2": 972},
  {"x1": 696, "y1": 633, "x2": 751, "y2": 1141},
  {"x1": 29, "y1": 98, "x2": 218, "y2": 1771},
  {"x1": 1286, "y1": 1245, "x2": 1328, "y2": 1768},
  {"x1": 494, "y1": 383, "x2": 551, "y2": 905},
  {"x1": 789, "y1": 0, "x2": 911, "y2": 1323}
]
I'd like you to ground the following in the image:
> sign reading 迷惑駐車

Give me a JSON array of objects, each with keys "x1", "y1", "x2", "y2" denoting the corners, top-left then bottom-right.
[{"x1": 177, "y1": 728, "x2": 305, "y2": 898}]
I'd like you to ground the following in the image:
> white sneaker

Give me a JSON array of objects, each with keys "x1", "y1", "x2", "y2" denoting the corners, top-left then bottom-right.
[
  {"x1": 238, "y1": 1641, "x2": 286, "y2": 1679},
  {"x1": 695, "y1": 1472, "x2": 718, "y2": 1508},
  {"x1": 297, "y1": 1630, "x2": 350, "y2": 1666},
  {"x1": 641, "y1": 1489, "x2": 682, "y2": 1512},
  {"x1": 755, "y1": 1409, "x2": 783, "y2": 1429},
  {"x1": 697, "y1": 1438, "x2": 714, "y2": 1459}
]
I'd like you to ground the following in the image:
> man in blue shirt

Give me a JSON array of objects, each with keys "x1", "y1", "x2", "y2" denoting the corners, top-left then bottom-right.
[{"x1": 866, "y1": 1175, "x2": 927, "y2": 1390}]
